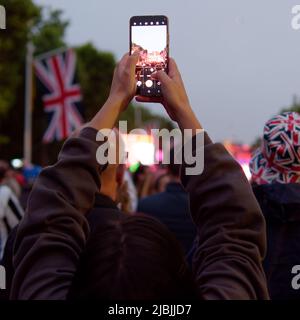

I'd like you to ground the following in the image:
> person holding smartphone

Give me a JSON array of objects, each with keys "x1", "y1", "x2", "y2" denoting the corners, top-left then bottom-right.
[{"x1": 8, "y1": 53, "x2": 269, "y2": 300}]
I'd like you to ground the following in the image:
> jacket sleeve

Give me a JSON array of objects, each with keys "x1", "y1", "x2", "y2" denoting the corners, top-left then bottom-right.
[
  {"x1": 10, "y1": 127, "x2": 105, "y2": 300},
  {"x1": 181, "y1": 132, "x2": 269, "y2": 300}
]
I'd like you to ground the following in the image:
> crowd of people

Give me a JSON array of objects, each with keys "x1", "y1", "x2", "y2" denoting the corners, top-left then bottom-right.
[{"x1": 0, "y1": 53, "x2": 300, "y2": 300}]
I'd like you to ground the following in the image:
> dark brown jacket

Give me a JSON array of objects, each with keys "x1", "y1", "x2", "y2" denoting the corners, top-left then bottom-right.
[{"x1": 10, "y1": 127, "x2": 269, "y2": 299}]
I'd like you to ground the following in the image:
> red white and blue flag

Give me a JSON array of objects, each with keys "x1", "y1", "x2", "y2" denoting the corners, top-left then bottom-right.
[
  {"x1": 250, "y1": 112, "x2": 300, "y2": 184},
  {"x1": 34, "y1": 48, "x2": 84, "y2": 143}
]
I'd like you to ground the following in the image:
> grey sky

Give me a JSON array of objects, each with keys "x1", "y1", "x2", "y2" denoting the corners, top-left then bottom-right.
[{"x1": 34, "y1": 0, "x2": 300, "y2": 144}]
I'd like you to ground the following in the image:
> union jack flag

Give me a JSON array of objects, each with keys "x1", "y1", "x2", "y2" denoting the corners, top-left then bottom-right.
[
  {"x1": 34, "y1": 48, "x2": 84, "y2": 143},
  {"x1": 250, "y1": 112, "x2": 300, "y2": 184}
]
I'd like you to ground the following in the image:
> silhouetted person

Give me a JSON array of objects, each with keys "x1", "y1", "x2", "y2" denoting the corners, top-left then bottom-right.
[
  {"x1": 9, "y1": 54, "x2": 268, "y2": 300},
  {"x1": 0, "y1": 161, "x2": 24, "y2": 259},
  {"x1": 250, "y1": 112, "x2": 300, "y2": 300},
  {"x1": 138, "y1": 149, "x2": 196, "y2": 254}
]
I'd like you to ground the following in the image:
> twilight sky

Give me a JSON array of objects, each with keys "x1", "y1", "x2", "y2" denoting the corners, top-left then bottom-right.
[{"x1": 35, "y1": 0, "x2": 300, "y2": 144}]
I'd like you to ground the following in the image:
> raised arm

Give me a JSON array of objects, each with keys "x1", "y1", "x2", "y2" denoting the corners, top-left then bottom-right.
[
  {"x1": 11, "y1": 128, "x2": 104, "y2": 299},
  {"x1": 11, "y1": 54, "x2": 138, "y2": 300},
  {"x1": 152, "y1": 58, "x2": 269, "y2": 299},
  {"x1": 182, "y1": 133, "x2": 269, "y2": 299}
]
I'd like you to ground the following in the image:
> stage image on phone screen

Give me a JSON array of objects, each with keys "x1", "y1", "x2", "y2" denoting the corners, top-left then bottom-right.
[{"x1": 130, "y1": 16, "x2": 168, "y2": 97}]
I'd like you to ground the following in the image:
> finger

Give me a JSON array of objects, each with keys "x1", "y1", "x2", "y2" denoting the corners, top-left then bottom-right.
[
  {"x1": 119, "y1": 53, "x2": 130, "y2": 66},
  {"x1": 153, "y1": 70, "x2": 172, "y2": 85},
  {"x1": 168, "y1": 58, "x2": 181, "y2": 80},
  {"x1": 118, "y1": 53, "x2": 138, "y2": 78},
  {"x1": 117, "y1": 52, "x2": 137, "y2": 70},
  {"x1": 150, "y1": 72, "x2": 159, "y2": 80},
  {"x1": 114, "y1": 55, "x2": 128, "y2": 73},
  {"x1": 130, "y1": 51, "x2": 139, "y2": 58},
  {"x1": 127, "y1": 53, "x2": 139, "y2": 71}
]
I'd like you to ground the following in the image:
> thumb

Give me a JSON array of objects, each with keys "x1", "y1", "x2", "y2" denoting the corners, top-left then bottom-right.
[
  {"x1": 127, "y1": 53, "x2": 139, "y2": 72},
  {"x1": 152, "y1": 70, "x2": 171, "y2": 86}
]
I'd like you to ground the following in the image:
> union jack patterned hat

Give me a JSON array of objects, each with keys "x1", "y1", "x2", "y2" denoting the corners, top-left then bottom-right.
[{"x1": 250, "y1": 112, "x2": 300, "y2": 184}]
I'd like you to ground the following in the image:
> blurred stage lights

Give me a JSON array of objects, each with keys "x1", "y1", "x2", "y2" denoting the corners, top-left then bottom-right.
[
  {"x1": 122, "y1": 134, "x2": 155, "y2": 166},
  {"x1": 11, "y1": 158, "x2": 23, "y2": 169}
]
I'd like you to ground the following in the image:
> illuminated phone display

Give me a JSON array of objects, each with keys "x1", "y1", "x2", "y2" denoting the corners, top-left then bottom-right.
[{"x1": 130, "y1": 15, "x2": 169, "y2": 97}]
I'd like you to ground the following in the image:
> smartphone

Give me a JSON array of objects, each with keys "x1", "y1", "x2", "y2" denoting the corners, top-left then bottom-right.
[{"x1": 129, "y1": 15, "x2": 169, "y2": 98}]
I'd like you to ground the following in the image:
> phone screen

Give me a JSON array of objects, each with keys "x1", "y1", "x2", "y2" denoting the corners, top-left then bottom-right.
[{"x1": 130, "y1": 15, "x2": 169, "y2": 97}]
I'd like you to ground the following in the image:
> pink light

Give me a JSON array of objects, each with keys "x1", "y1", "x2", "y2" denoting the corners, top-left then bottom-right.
[{"x1": 155, "y1": 149, "x2": 163, "y2": 162}]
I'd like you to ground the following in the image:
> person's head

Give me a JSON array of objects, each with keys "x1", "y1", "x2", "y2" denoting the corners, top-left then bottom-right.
[
  {"x1": 69, "y1": 213, "x2": 197, "y2": 300},
  {"x1": 250, "y1": 112, "x2": 300, "y2": 184},
  {"x1": 153, "y1": 173, "x2": 170, "y2": 193},
  {"x1": 100, "y1": 128, "x2": 126, "y2": 202},
  {"x1": 132, "y1": 164, "x2": 148, "y2": 186}
]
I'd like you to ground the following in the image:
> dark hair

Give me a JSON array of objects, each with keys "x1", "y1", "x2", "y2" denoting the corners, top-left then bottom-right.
[
  {"x1": 132, "y1": 163, "x2": 147, "y2": 185},
  {"x1": 69, "y1": 214, "x2": 197, "y2": 300}
]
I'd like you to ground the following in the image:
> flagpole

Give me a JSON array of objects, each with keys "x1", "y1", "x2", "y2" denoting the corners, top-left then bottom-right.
[{"x1": 23, "y1": 42, "x2": 34, "y2": 166}]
